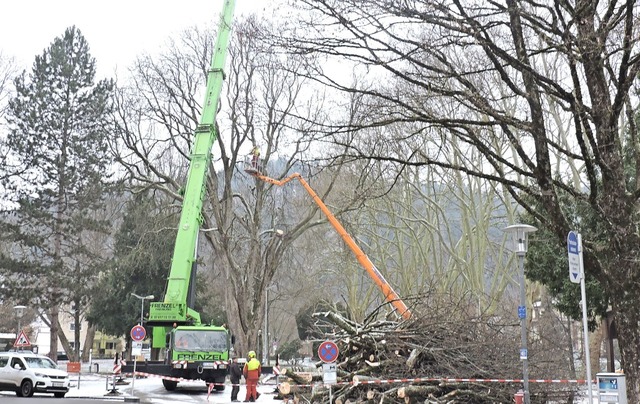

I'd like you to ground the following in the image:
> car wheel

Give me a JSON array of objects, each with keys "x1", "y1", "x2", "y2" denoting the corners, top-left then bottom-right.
[
  {"x1": 20, "y1": 380, "x2": 34, "y2": 397},
  {"x1": 162, "y1": 379, "x2": 177, "y2": 391},
  {"x1": 54, "y1": 392, "x2": 66, "y2": 398}
]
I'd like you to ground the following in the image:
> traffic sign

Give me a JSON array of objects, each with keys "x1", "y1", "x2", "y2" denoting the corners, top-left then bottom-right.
[
  {"x1": 567, "y1": 231, "x2": 583, "y2": 283},
  {"x1": 520, "y1": 348, "x2": 528, "y2": 360},
  {"x1": 132, "y1": 341, "x2": 143, "y2": 356},
  {"x1": 517, "y1": 305, "x2": 526, "y2": 320},
  {"x1": 130, "y1": 325, "x2": 146, "y2": 341},
  {"x1": 14, "y1": 330, "x2": 31, "y2": 347},
  {"x1": 318, "y1": 340, "x2": 339, "y2": 363},
  {"x1": 323, "y1": 363, "x2": 337, "y2": 385}
]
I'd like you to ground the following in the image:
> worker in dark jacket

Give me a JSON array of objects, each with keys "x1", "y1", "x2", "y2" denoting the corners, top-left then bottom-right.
[
  {"x1": 229, "y1": 356, "x2": 243, "y2": 402},
  {"x1": 243, "y1": 350, "x2": 261, "y2": 402}
]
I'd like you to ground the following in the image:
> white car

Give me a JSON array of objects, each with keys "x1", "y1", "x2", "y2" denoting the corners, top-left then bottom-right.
[{"x1": 0, "y1": 352, "x2": 69, "y2": 397}]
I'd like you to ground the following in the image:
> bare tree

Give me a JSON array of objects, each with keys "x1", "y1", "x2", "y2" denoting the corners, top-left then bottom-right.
[
  {"x1": 0, "y1": 52, "x2": 17, "y2": 118},
  {"x1": 274, "y1": 0, "x2": 640, "y2": 397},
  {"x1": 111, "y1": 17, "x2": 372, "y2": 353}
]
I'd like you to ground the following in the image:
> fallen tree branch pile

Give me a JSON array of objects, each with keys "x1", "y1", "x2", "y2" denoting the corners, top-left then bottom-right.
[{"x1": 277, "y1": 303, "x2": 580, "y2": 403}]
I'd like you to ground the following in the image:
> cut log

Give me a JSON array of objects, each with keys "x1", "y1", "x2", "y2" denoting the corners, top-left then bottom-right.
[
  {"x1": 281, "y1": 369, "x2": 314, "y2": 385},
  {"x1": 406, "y1": 348, "x2": 420, "y2": 369},
  {"x1": 278, "y1": 382, "x2": 312, "y2": 395},
  {"x1": 353, "y1": 375, "x2": 380, "y2": 385},
  {"x1": 279, "y1": 382, "x2": 290, "y2": 395},
  {"x1": 397, "y1": 385, "x2": 438, "y2": 398}
]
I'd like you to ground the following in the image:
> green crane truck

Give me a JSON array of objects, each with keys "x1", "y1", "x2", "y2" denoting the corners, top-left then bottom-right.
[{"x1": 123, "y1": 0, "x2": 236, "y2": 392}]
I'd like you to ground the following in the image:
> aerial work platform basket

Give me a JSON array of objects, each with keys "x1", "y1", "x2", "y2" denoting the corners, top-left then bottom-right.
[{"x1": 243, "y1": 155, "x2": 264, "y2": 175}]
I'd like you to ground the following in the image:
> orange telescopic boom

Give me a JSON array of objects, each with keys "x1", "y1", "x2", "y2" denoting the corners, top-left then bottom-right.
[{"x1": 248, "y1": 167, "x2": 412, "y2": 320}]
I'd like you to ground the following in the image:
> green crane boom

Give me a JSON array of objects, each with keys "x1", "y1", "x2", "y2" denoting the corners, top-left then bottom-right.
[
  {"x1": 124, "y1": 0, "x2": 238, "y2": 393},
  {"x1": 147, "y1": 0, "x2": 236, "y2": 328}
]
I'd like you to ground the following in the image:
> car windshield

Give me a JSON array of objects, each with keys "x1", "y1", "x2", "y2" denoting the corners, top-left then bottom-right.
[
  {"x1": 174, "y1": 330, "x2": 228, "y2": 352},
  {"x1": 24, "y1": 356, "x2": 58, "y2": 369}
]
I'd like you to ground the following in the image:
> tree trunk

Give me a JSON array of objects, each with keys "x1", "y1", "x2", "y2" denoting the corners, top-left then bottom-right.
[
  {"x1": 48, "y1": 307, "x2": 59, "y2": 362},
  {"x1": 612, "y1": 296, "x2": 640, "y2": 400},
  {"x1": 589, "y1": 323, "x2": 604, "y2": 376},
  {"x1": 81, "y1": 324, "x2": 96, "y2": 363},
  {"x1": 56, "y1": 316, "x2": 73, "y2": 360}
]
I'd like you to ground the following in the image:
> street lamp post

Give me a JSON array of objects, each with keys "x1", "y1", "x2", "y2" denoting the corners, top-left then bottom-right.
[
  {"x1": 13, "y1": 305, "x2": 27, "y2": 351},
  {"x1": 13, "y1": 305, "x2": 26, "y2": 333},
  {"x1": 131, "y1": 293, "x2": 154, "y2": 326},
  {"x1": 260, "y1": 228, "x2": 284, "y2": 365},
  {"x1": 504, "y1": 224, "x2": 537, "y2": 404}
]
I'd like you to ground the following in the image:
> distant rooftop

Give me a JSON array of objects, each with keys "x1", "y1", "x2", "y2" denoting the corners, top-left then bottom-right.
[{"x1": 0, "y1": 333, "x2": 17, "y2": 339}]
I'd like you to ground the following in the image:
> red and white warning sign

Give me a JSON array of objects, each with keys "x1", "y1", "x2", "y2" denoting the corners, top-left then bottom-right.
[{"x1": 14, "y1": 330, "x2": 31, "y2": 347}]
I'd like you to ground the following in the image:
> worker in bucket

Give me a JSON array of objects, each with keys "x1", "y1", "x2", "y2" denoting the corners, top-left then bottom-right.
[
  {"x1": 251, "y1": 145, "x2": 260, "y2": 169},
  {"x1": 243, "y1": 350, "x2": 261, "y2": 402}
]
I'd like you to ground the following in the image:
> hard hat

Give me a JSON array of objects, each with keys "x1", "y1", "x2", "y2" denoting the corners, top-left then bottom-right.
[{"x1": 248, "y1": 351, "x2": 256, "y2": 358}]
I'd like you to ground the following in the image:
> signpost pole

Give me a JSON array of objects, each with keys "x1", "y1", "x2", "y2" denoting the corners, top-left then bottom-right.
[
  {"x1": 129, "y1": 325, "x2": 147, "y2": 397},
  {"x1": 319, "y1": 340, "x2": 339, "y2": 404},
  {"x1": 129, "y1": 293, "x2": 153, "y2": 396},
  {"x1": 568, "y1": 231, "x2": 593, "y2": 402},
  {"x1": 577, "y1": 233, "x2": 593, "y2": 402},
  {"x1": 131, "y1": 357, "x2": 137, "y2": 395}
]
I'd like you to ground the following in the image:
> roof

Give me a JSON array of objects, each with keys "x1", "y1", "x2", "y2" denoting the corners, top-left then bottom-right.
[
  {"x1": 0, "y1": 333, "x2": 17, "y2": 339},
  {"x1": 0, "y1": 350, "x2": 38, "y2": 356}
]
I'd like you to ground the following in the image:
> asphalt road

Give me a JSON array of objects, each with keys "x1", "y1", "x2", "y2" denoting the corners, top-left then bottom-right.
[
  {"x1": 0, "y1": 398, "x2": 123, "y2": 404},
  {"x1": 0, "y1": 359, "x2": 285, "y2": 403}
]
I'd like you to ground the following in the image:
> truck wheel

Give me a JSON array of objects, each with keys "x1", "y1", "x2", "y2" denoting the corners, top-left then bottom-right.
[
  {"x1": 162, "y1": 379, "x2": 178, "y2": 391},
  {"x1": 19, "y1": 380, "x2": 35, "y2": 397},
  {"x1": 214, "y1": 377, "x2": 225, "y2": 391}
]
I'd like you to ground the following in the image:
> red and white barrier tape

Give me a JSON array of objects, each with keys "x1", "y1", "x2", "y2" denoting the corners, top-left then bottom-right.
[
  {"x1": 125, "y1": 370, "x2": 594, "y2": 399},
  {"x1": 280, "y1": 377, "x2": 595, "y2": 388},
  {"x1": 352, "y1": 377, "x2": 593, "y2": 385}
]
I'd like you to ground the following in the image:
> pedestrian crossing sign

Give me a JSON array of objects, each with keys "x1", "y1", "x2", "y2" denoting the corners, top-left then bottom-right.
[{"x1": 14, "y1": 330, "x2": 31, "y2": 347}]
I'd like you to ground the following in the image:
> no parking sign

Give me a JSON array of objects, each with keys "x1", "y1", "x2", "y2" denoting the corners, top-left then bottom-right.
[
  {"x1": 130, "y1": 325, "x2": 146, "y2": 341},
  {"x1": 318, "y1": 340, "x2": 339, "y2": 363}
]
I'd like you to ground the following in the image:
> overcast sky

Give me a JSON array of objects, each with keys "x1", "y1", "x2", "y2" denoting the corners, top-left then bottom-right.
[{"x1": 0, "y1": 0, "x2": 270, "y2": 77}]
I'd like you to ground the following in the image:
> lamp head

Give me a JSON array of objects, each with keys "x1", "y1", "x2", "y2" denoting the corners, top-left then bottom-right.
[
  {"x1": 13, "y1": 305, "x2": 26, "y2": 318},
  {"x1": 503, "y1": 224, "x2": 537, "y2": 255}
]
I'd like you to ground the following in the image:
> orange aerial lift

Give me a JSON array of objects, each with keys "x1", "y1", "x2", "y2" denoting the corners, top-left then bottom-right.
[{"x1": 245, "y1": 159, "x2": 412, "y2": 320}]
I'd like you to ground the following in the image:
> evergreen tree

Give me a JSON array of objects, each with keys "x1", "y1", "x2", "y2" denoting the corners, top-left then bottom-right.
[
  {"x1": 0, "y1": 26, "x2": 114, "y2": 360},
  {"x1": 87, "y1": 191, "x2": 174, "y2": 339},
  {"x1": 88, "y1": 189, "x2": 227, "y2": 343}
]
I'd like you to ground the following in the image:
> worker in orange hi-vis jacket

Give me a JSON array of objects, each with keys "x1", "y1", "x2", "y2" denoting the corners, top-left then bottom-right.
[{"x1": 243, "y1": 351, "x2": 261, "y2": 402}]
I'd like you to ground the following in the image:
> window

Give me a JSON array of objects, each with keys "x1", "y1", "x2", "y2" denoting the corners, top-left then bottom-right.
[
  {"x1": 0, "y1": 357, "x2": 7, "y2": 367},
  {"x1": 106, "y1": 342, "x2": 116, "y2": 350},
  {"x1": 24, "y1": 356, "x2": 57, "y2": 369},
  {"x1": 174, "y1": 330, "x2": 228, "y2": 352},
  {"x1": 10, "y1": 357, "x2": 24, "y2": 370}
]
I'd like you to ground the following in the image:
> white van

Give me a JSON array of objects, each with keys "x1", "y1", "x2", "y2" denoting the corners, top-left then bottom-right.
[{"x1": 0, "y1": 352, "x2": 69, "y2": 397}]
